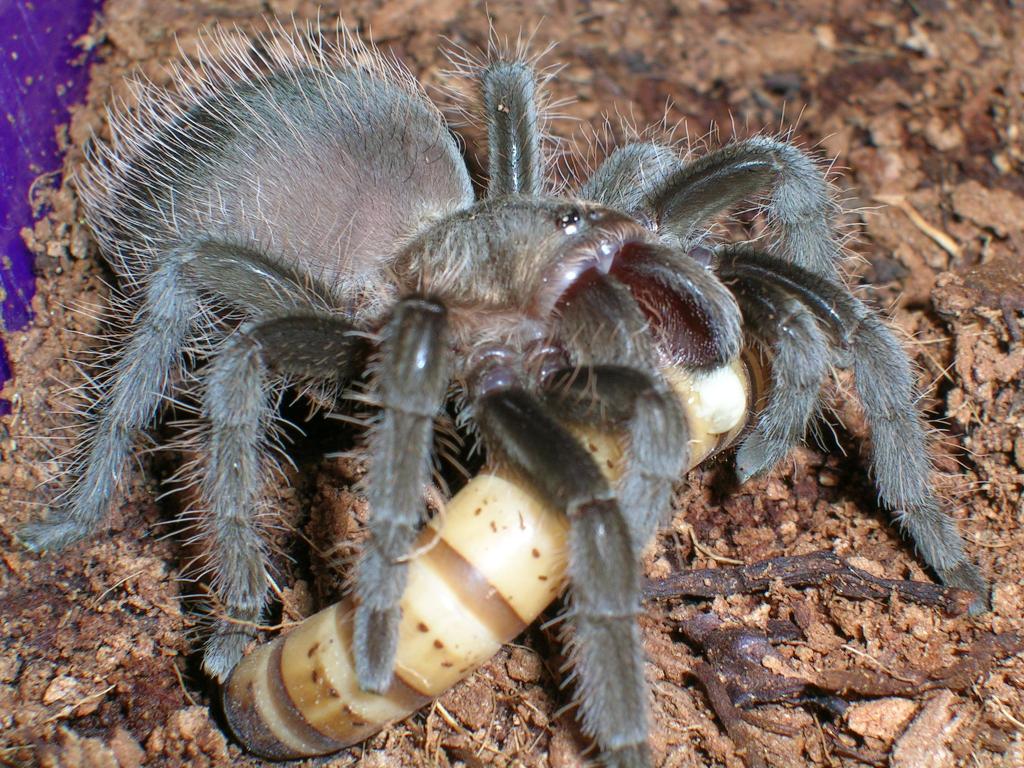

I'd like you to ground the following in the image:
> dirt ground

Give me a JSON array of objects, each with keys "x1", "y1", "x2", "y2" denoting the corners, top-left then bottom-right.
[{"x1": 1, "y1": 1, "x2": 1022, "y2": 767}]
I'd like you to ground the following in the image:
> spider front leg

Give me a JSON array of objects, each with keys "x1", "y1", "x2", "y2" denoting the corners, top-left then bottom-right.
[
  {"x1": 581, "y1": 136, "x2": 841, "y2": 479},
  {"x1": 474, "y1": 379, "x2": 649, "y2": 768},
  {"x1": 481, "y1": 59, "x2": 544, "y2": 197},
  {"x1": 353, "y1": 297, "x2": 449, "y2": 693},
  {"x1": 582, "y1": 136, "x2": 842, "y2": 280},
  {"x1": 717, "y1": 265, "x2": 831, "y2": 482},
  {"x1": 715, "y1": 245, "x2": 989, "y2": 609},
  {"x1": 199, "y1": 312, "x2": 363, "y2": 679},
  {"x1": 490, "y1": 265, "x2": 740, "y2": 766},
  {"x1": 545, "y1": 363, "x2": 688, "y2": 547},
  {"x1": 546, "y1": 269, "x2": 718, "y2": 545}
]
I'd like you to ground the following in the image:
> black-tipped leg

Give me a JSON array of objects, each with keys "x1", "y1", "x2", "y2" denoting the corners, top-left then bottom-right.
[
  {"x1": 201, "y1": 313, "x2": 363, "y2": 680},
  {"x1": 353, "y1": 298, "x2": 449, "y2": 693},
  {"x1": 475, "y1": 385, "x2": 650, "y2": 766}
]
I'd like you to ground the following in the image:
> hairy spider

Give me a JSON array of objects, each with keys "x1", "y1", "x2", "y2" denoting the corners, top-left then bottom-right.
[{"x1": 20, "y1": 22, "x2": 988, "y2": 767}]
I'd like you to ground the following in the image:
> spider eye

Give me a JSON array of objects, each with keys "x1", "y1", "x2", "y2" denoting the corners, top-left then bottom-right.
[{"x1": 556, "y1": 207, "x2": 581, "y2": 234}]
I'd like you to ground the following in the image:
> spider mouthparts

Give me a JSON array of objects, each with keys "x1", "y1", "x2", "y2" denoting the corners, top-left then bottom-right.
[{"x1": 613, "y1": 243, "x2": 733, "y2": 369}]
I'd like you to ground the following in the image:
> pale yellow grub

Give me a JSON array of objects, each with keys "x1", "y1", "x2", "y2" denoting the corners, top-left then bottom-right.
[
  {"x1": 276, "y1": 607, "x2": 411, "y2": 741},
  {"x1": 222, "y1": 360, "x2": 756, "y2": 758},
  {"x1": 430, "y1": 449, "x2": 618, "y2": 605},
  {"x1": 391, "y1": 532, "x2": 506, "y2": 693},
  {"x1": 221, "y1": 638, "x2": 318, "y2": 757},
  {"x1": 664, "y1": 358, "x2": 749, "y2": 466}
]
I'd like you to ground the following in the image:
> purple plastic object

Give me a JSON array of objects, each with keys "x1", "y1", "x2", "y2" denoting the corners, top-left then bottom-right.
[{"x1": 0, "y1": 0, "x2": 104, "y2": 415}]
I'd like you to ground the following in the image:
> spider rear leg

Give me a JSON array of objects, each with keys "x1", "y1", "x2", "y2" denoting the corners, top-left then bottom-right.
[
  {"x1": 474, "y1": 383, "x2": 649, "y2": 768},
  {"x1": 179, "y1": 240, "x2": 338, "y2": 317},
  {"x1": 19, "y1": 253, "x2": 198, "y2": 552},
  {"x1": 199, "y1": 313, "x2": 363, "y2": 680},
  {"x1": 716, "y1": 246, "x2": 989, "y2": 610},
  {"x1": 353, "y1": 297, "x2": 449, "y2": 693}
]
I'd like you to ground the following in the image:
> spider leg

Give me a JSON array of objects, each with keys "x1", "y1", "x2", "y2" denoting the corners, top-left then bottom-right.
[
  {"x1": 538, "y1": 269, "x2": 749, "y2": 765},
  {"x1": 474, "y1": 383, "x2": 649, "y2": 768},
  {"x1": 353, "y1": 297, "x2": 449, "y2": 693},
  {"x1": 548, "y1": 273, "x2": 692, "y2": 546},
  {"x1": 850, "y1": 311, "x2": 988, "y2": 607},
  {"x1": 719, "y1": 271, "x2": 830, "y2": 482},
  {"x1": 580, "y1": 142, "x2": 687, "y2": 225},
  {"x1": 178, "y1": 243, "x2": 352, "y2": 678},
  {"x1": 179, "y1": 240, "x2": 337, "y2": 316},
  {"x1": 545, "y1": 363, "x2": 688, "y2": 551},
  {"x1": 19, "y1": 252, "x2": 198, "y2": 551},
  {"x1": 582, "y1": 137, "x2": 840, "y2": 279},
  {"x1": 20, "y1": 233, "x2": 355, "y2": 674},
  {"x1": 199, "y1": 313, "x2": 363, "y2": 680},
  {"x1": 482, "y1": 60, "x2": 543, "y2": 197},
  {"x1": 716, "y1": 245, "x2": 989, "y2": 610}
]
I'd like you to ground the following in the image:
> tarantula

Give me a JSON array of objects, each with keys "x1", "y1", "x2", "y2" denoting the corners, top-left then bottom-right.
[{"x1": 20, "y1": 23, "x2": 987, "y2": 767}]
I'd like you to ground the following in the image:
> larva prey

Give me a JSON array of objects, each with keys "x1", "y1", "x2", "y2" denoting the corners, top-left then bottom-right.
[{"x1": 223, "y1": 360, "x2": 754, "y2": 758}]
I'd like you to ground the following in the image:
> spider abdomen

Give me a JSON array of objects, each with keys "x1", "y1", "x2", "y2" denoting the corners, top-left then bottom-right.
[
  {"x1": 80, "y1": 35, "x2": 473, "y2": 296},
  {"x1": 222, "y1": 360, "x2": 753, "y2": 759}
]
